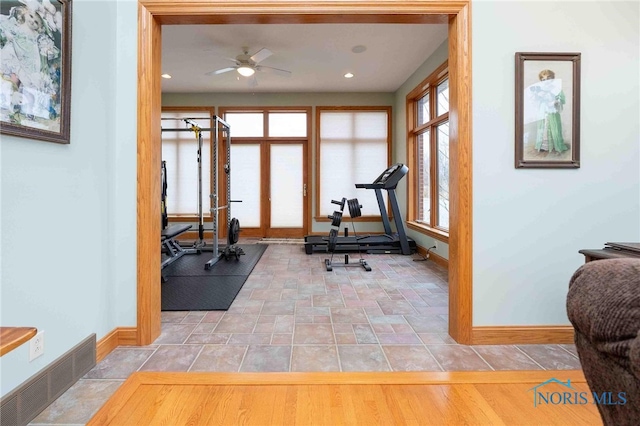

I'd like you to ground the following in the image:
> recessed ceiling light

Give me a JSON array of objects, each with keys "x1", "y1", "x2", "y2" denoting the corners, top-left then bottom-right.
[
  {"x1": 344, "y1": 73, "x2": 354, "y2": 79},
  {"x1": 351, "y1": 45, "x2": 367, "y2": 54},
  {"x1": 161, "y1": 74, "x2": 172, "y2": 79}
]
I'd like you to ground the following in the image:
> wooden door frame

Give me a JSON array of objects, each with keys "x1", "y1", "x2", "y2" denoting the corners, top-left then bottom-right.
[
  {"x1": 137, "y1": 1, "x2": 473, "y2": 345},
  {"x1": 264, "y1": 140, "x2": 310, "y2": 238},
  {"x1": 217, "y1": 106, "x2": 312, "y2": 238}
]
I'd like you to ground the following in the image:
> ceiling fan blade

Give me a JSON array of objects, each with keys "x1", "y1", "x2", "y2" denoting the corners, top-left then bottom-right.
[
  {"x1": 206, "y1": 67, "x2": 236, "y2": 76},
  {"x1": 257, "y1": 65, "x2": 291, "y2": 77},
  {"x1": 248, "y1": 75, "x2": 259, "y2": 88},
  {"x1": 250, "y1": 48, "x2": 272, "y2": 64}
]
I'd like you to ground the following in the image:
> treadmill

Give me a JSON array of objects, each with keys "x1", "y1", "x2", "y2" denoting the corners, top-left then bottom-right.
[{"x1": 304, "y1": 163, "x2": 417, "y2": 255}]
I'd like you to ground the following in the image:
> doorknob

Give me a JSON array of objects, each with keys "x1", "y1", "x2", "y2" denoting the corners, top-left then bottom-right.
[{"x1": 303, "y1": 184, "x2": 307, "y2": 197}]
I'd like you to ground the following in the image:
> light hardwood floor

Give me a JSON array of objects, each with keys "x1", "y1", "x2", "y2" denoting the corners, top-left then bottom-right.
[{"x1": 88, "y1": 370, "x2": 602, "y2": 425}]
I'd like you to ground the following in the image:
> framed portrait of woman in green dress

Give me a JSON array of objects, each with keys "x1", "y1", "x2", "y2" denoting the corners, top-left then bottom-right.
[{"x1": 515, "y1": 52, "x2": 581, "y2": 169}]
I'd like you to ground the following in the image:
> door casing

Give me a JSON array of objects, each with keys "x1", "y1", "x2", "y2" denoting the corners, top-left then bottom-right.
[{"x1": 137, "y1": 1, "x2": 473, "y2": 345}]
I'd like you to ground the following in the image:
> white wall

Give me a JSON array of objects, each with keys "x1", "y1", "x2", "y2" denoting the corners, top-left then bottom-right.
[
  {"x1": 0, "y1": 0, "x2": 138, "y2": 397},
  {"x1": 472, "y1": 1, "x2": 640, "y2": 325}
]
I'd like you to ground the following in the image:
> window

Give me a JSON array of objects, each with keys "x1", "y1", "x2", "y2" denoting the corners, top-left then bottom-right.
[
  {"x1": 161, "y1": 109, "x2": 213, "y2": 217},
  {"x1": 317, "y1": 107, "x2": 391, "y2": 218},
  {"x1": 268, "y1": 112, "x2": 307, "y2": 137},
  {"x1": 407, "y1": 62, "x2": 449, "y2": 239},
  {"x1": 224, "y1": 112, "x2": 263, "y2": 137},
  {"x1": 223, "y1": 110, "x2": 308, "y2": 138}
]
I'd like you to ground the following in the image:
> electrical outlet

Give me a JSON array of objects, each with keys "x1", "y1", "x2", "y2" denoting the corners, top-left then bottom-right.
[{"x1": 29, "y1": 331, "x2": 44, "y2": 361}]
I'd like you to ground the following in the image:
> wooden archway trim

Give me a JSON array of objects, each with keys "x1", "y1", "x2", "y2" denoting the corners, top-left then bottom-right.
[{"x1": 137, "y1": 1, "x2": 473, "y2": 345}]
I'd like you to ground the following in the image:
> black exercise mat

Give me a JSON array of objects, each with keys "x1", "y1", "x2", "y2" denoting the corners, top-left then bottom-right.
[
  {"x1": 161, "y1": 276, "x2": 250, "y2": 311},
  {"x1": 161, "y1": 244, "x2": 267, "y2": 311},
  {"x1": 163, "y1": 244, "x2": 267, "y2": 277}
]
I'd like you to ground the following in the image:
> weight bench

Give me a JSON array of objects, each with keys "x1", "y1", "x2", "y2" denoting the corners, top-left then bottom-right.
[{"x1": 161, "y1": 224, "x2": 193, "y2": 271}]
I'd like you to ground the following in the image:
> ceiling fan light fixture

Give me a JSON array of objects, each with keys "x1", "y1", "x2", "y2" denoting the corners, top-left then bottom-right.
[{"x1": 237, "y1": 66, "x2": 255, "y2": 77}]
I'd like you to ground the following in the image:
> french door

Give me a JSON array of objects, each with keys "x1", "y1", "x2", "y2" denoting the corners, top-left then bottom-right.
[
  {"x1": 228, "y1": 140, "x2": 308, "y2": 238},
  {"x1": 223, "y1": 108, "x2": 310, "y2": 239}
]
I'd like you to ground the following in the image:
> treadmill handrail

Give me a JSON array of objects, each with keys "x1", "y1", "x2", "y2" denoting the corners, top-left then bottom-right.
[
  {"x1": 355, "y1": 163, "x2": 408, "y2": 190},
  {"x1": 355, "y1": 183, "x2": 383, "y2": 189}
]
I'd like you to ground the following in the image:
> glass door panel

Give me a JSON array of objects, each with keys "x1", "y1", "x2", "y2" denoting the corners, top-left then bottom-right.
[
  {"x1": 230, "y1": 144, "x2": 261, "y2": 228},
  {"x1": 268, "y1": 143, "x2": 305, "y2": 237}
]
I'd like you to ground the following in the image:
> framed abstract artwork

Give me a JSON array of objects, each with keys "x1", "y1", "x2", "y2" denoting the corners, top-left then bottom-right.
[{"x1": 0, "y1": 0, "x2": 72, "y2": 144}]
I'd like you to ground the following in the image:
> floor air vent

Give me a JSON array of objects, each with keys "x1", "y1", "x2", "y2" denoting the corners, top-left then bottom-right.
[{"x1": 0, "y1": 334, "x2": 96, "y2": 426}]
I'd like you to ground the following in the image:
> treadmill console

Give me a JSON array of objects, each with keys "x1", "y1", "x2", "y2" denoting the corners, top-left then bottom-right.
[{"x1": 370, "y1": 163, "x2": 409, "y2": 189}]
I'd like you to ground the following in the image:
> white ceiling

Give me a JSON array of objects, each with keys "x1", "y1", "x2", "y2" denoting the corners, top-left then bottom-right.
[{"x1": 161, "y1": 24, "x2": 448, "y2": 93}]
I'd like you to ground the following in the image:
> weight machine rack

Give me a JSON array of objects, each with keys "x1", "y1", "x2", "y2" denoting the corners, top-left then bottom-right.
[
  {"x1": 204, "y1": 115, "x2": 244, "y2": 269},
  {"x1": 160, "y1": 115, "x2": 242, "y2": 271},
  {"x1": 324, "y1": 197, "x2": 371, "y2": 272}
]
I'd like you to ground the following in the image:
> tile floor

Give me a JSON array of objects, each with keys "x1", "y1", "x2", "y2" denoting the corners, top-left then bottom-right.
[{"x1": 31, "y1": 240, "x2": 582, "y2": 425}]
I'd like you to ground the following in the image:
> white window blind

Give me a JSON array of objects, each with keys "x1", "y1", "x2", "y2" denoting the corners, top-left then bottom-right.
[
  {"x1": 270, "y1": 144, "x2": 304, "y2": 227},
  {"x1": 230, "y1": 144, "x2": 261, "y2": 227},
  {"x1": 318, "y1": 110, "x2": 389, "y2": 217},
  {"x1": 268, "y1": 112, "x2": 307, "y2": 137},
  {"x1": 161, "y1": 111, "x2": 211, "y2": 215},
  {"x1": 224, "y1": 112, "x2": 263, "y2": 137}
]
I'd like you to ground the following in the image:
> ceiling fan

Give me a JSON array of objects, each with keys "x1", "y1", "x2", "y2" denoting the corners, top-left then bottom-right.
[{"x1": 206, "y1": 47, "x2": 292, "y2": 78}]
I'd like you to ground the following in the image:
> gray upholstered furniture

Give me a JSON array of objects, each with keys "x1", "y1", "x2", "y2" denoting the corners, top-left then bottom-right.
[{"x1": 567, "y1": 258, "x2": 640, "y2": 425}]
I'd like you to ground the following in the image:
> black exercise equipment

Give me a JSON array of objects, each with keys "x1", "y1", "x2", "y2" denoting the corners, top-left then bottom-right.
[
  {"x1": 328, "y1": 210, "x2": 342, "y2": 227},
  {"x1": 162, "y1": 224, "x2": 193, "y2": 267},
  {"x1": 220, "y1": 217, "x2": 245, "y2": 260},
  {"x1": 160, "y1": 160, "x2": 196, "y2": 283},
  {"x1": 161, "y1": 161, "x2": 168, "y2": 230},
  {"x1": 161, "y1": 223, "x2": 193, "y2": 282},
  {"x1": 161, "y1": 116, "x2": 244, "y2": 272},
  {"x1": 324, "y1": 197, "x2": 371, "y2": 272},
  {"x1": 203, "y1": 115, "x2": 244, "y2": 269},
  {"x1": 304, "y1": 163, "x2": 417, "y2": 255},
  {"x1": 160, "y1": 119, "x2": 210, "y2": 255},
  {"x1": 332, "y1": 197, "x2": 346, "y2": 211}
]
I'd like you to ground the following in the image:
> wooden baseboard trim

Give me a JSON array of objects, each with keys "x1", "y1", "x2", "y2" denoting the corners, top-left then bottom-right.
[
  {"x1": 96, "y1": 329, "x2": 118, "y2": 362},
  {"x1": 96, "y1": 327, "x2": 139, "y2": 362},
  {"x1": 472, "y1": 326, "x2": 574, "y2": 345},
  {"x1": 118, "y1": 327, "x2": 139, "y2": 346},
  {"x1": 416, "y1": 245, "x2": 448, "y2": 269}
]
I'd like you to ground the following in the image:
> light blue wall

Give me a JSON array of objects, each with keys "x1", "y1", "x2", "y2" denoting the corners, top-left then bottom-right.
[
  {"x1": 0, "y1": 0, "x2": 138, "y2": 397},
  {"x1": 393, "y1": 40, "x2": 449, "y2": 260},
  {"x1": 1, "y1": 0, "x2": 639, "y2": 399},
  {"x1": 472, "y1": 1, "x2": 640, "y2": 325},
  {"x1": 111, "y1": 0, "x2": 138, "y2": 325}
]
